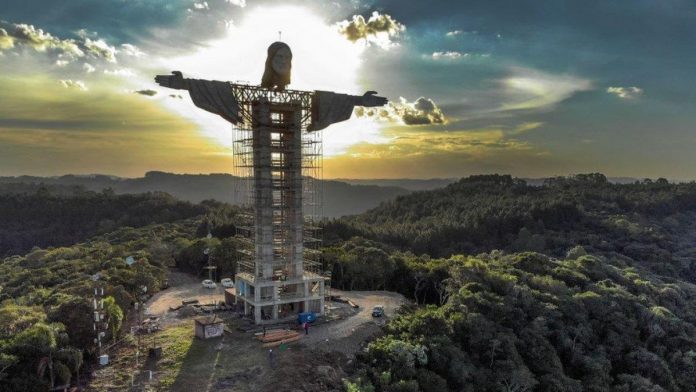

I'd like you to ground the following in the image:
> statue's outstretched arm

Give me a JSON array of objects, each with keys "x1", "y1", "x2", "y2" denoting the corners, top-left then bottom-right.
[
  {"x1": 356, "y1": 91, "x2": 388, "y2": 107},
  {"x1": 154, "y1": 71, "x2": 240, "y2": 124},
  {"x1": 154, "y1": 71, "x2": 189, "y2": 90},
  {"x1": 310, "y1": 90, "x2": 388, "y2": 131}
]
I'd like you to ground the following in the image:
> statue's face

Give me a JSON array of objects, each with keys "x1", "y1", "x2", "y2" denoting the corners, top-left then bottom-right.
[{"x1": 272, "y1": 47, "x2": 291, "y2": 75}]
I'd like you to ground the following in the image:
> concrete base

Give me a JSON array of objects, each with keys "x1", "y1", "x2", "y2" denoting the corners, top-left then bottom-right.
[{"x1": 235, "y1": 273, "x2": 326, "y2": 324}]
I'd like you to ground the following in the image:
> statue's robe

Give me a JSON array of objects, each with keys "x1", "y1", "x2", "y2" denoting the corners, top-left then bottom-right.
[
  {"x1": 187, "y1": 80, "x2": 241, "y2": 124},
  {"x1": 185, "y1": 79, "x2": 358, "y2": 131},
  {"x1": 309, "y1": 91, "x2": 358, "y2": 131}
]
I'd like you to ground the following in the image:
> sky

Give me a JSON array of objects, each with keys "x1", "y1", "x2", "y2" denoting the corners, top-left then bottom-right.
[{"x1": 1, "y1": 0, "x2": 695, "y2": 180}]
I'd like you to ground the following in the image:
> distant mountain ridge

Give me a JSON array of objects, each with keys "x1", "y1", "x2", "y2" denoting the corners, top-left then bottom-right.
[
  {"x1": 335, "y1": 178, "x2": 457, "y2": 191},
  {"x1": 0, "y1": 172, "x2": 410, "y2": 218},
  {"x1": 336, "y1": 176, "x2": 643, "y2": 190}
]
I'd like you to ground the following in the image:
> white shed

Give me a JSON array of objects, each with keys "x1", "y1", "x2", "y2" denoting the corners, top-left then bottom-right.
[{"x1": 194, "y1": 316, "x2": 224, "y2": 339}]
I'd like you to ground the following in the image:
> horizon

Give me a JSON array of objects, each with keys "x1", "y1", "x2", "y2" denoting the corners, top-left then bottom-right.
[{"x1": 0, "y1": 170, "x2": 691, "y2": 184}]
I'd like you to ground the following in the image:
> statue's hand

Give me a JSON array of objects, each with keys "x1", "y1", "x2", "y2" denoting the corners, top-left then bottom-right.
[
  {"x1": 155, "y1": 71, "x2": 186, "y2": 90},
  {"x1": 360, "y1": 91, "x2": 388, "y2": 107}
]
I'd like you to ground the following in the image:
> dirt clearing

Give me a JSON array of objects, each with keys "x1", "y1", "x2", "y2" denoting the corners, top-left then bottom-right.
[{"x1": 90, "y1": 272, "x2": 409, "y2": 391}]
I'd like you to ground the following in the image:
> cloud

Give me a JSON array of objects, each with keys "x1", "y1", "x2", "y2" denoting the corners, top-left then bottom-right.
[
  {"x1": 135, "y1": 89, "x2": 157, "y2": 96},
  {"x1": 0, "y1": 28, "x2": 15, "y2": 50},
  {"x1": 607, "y1": 86, "x2": 643, "y2": 99},
  {"x1": 432, "y1": 51, "x2": 466, "y2": 59},
  {"x1": 59, "y1": 79, "x2": 87, "y2": 91},
  {"x1": 4, "y1": 23, "x2": 84, "y2": 58},
  {"x1": 103, "y1": 68, "x2": 135, "y2": 77},
  {"x1": 83, "y1": 38, "x2": 117, "y2": 63},
  {"x1": 500, "y1": 67, "x2": 592, "y2": 111},
  {"x1": 355, "y1": 96, "x2": 447, "y2": 125},
  {"x1": 430, "y1": 51, "x2": 490, "y2": 60},
  {"x1": 446, "y1": 30, "x2": 463, "y2": 37},
  {"x1": 192, "y1": 2, "x2": 209, "y2": 10},
  {"x1": 119, "y1": 43, "x2": 145, "y2": 58},
  {"x1": 0, "y1": 21, "x2": 126, "y2": 68},
  {"x1": 336, "y1": 11, "x2": 405, "y2": 48},
  {"x1": 510, "y1": 122, "x2": 544, "y2": 135},
  {"x1": 82, "y1": 63, "x2": 95, "y2": 73}
]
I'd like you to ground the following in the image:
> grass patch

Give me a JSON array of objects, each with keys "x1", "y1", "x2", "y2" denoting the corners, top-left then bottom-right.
[{"x1": 156, "y1": 323, "x2": 195, "y2": 390}]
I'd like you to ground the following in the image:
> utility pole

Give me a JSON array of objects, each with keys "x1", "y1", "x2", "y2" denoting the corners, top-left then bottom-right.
[
  {"x1": 92, "y1": 273, "x2": 106, "y2": 358},
  {"x1": 135, "y1": 284, "x2": 147, "y2": 366},
  {"x1": 325, "y1": 270, "x2": 332, "y2": 316},
  {"x1": 203, "y1": 231, "x2": 217, "y2": 306},
  {"x1": 126, "y1": 256, "x2": 147, "y2": 369}
]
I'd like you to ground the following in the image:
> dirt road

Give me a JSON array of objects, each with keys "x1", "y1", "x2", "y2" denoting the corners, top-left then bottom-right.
[
  {"x1": 302, "y1": 289, "x2": 407, "y2": 355},
  {"x1": 145, "y1": 271, "x2": 226, "y2": 317}
]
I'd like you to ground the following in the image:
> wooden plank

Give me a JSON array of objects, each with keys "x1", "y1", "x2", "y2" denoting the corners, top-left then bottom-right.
[
  {"x1": 261, "y1": 334, "x2": 302, "y2": 348},
  {"x1": 256, "y1": 331, "x2": 300, "y2": 342}
]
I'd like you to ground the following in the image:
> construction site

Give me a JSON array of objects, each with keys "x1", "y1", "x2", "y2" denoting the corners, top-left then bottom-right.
[{"x1": 229, "y1": 84, "x2": 327, "y2": 324}]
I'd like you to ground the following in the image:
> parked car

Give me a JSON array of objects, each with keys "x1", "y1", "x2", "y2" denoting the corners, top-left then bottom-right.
[
  {"x1": 202, "y1": 279, "x2": 217, "y2": 289},
  {"x1": 371, "y1": 305, "x2": 385, "y2": 317},
  {"x1": 220, "y1": 278, "x2": 235, "y2": 288}
]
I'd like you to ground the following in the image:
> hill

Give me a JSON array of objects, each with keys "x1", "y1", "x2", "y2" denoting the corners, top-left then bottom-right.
[
  {"x1": 331, "y1": 174, "x2": 696, "y2": 275},
  {"x1": 0, "y1": 187, "x2": 206, "y2": 257},
  {"x1": 325, "y1": 174, "x2": 696, "y2": 391},
  {"x1": 0, "y1": 172, "x2": 410, "y2": 218}
]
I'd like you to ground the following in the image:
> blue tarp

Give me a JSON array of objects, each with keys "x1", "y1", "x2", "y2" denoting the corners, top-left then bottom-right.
[{"x1": 297, "y1": 312, "x2": 316, "y2": 324}]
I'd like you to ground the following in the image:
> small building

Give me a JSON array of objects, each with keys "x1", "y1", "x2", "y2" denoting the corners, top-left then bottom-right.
[{"x1": 194, "y1": 316, "x2": 224, "y2": 339}]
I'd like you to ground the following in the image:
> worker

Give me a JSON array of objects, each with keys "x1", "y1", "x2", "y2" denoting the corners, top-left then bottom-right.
[{"x1": 268, "y1": 348, "x2": 274, "y2": 368}]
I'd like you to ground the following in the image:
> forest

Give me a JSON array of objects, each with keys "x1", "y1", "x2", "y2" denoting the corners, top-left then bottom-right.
[
  {"x1": 0, "y1": 188, "x2": 240, "y2": 391},
  {"x1": 327, "y1": 174, "x2": 696, "y2": 391},
  {"x1": 3, "y1": 174, "x2": 696, "y2": 391},
  {"x1": 0, "y1": 185, "x2": 206, "y2": 257}
]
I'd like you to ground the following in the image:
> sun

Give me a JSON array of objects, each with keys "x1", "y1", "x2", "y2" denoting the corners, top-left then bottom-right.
[{"x1": 153, "y1": 5, "x2": 382, "y2": 154}]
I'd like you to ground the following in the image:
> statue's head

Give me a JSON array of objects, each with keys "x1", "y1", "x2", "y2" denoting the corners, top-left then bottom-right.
[{"x1": 261, "y1": 41, "x2": 292, "y2": 90}]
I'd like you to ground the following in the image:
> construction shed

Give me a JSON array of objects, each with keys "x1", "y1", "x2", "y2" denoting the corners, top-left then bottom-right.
[{"x1": 194, "y1": 316, "x2": 224, "y2": 339}]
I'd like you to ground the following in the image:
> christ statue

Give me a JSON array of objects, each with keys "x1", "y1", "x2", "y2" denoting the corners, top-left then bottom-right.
[
  {"x1": 154, "y1": 41, "x2": 388, "y2": 130},
  {"x1": 154, "y1": 42, "x2": 388, "y2": 324}
]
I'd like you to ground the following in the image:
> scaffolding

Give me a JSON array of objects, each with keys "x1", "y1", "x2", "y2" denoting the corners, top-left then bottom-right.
[{"x1": 230, "y1": 83, "x2": 324, "y2": 324}]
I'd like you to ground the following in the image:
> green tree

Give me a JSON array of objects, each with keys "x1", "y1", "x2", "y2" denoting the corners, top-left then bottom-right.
[{"x1": 103, "y1": 296, "x2": 124, "y2": 343}]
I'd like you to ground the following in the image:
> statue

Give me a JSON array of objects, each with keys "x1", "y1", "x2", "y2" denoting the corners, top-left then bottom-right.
[
  {"x1": 154, "y1": 41, "x2": 387, "y2": 130},
  {"x1": 154, "y1": 42, "x2": 388, "y2": 324}
]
